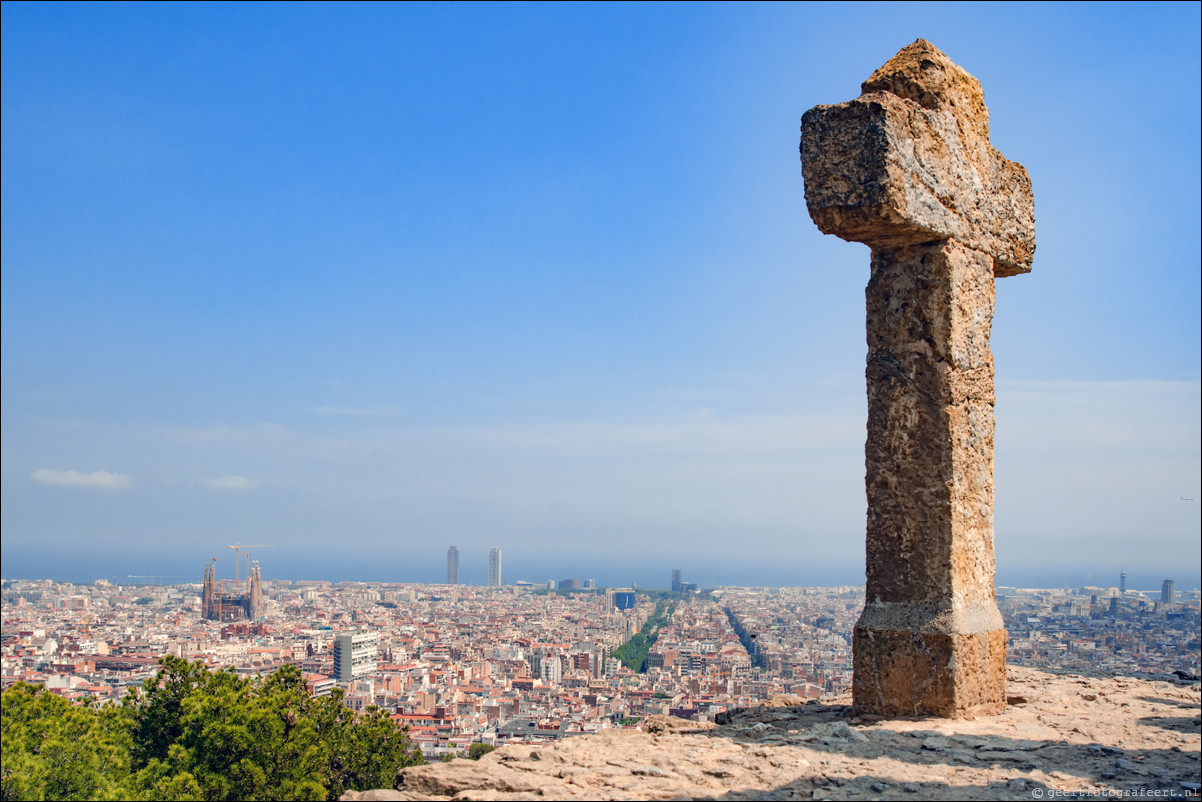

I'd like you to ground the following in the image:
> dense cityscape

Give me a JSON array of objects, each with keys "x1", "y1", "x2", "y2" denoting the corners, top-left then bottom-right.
[{"x1": 3, "y1": 550, "x2": 1198, "y2": 762}]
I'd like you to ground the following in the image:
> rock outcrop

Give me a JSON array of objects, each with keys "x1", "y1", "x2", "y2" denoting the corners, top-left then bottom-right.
[{"x1": 343, "y1": 668, "x2": 1201, "y2": 800}]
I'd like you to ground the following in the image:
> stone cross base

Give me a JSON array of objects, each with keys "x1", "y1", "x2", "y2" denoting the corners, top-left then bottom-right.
[{"x1": 853, "y1": 606, "x2": 1007, "y2": 717}]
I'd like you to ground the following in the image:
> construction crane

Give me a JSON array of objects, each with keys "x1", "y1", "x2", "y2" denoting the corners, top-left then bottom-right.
[
  {"x1": 241, "y1": 546, "x2": 273, "y2": 589},
  {"x1": 228, "y1": 543, "x2": 274, "y2": 590}
]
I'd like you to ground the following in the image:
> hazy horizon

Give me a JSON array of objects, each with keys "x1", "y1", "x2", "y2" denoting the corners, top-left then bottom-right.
[{"x1": 3, "y1": 550, "x2": 1197, "y2": 595}]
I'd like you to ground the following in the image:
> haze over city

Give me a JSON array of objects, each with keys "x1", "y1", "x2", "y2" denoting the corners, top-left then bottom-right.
[{"x1": 2, "y1": 3, "x2": 1199, "y2": 589}]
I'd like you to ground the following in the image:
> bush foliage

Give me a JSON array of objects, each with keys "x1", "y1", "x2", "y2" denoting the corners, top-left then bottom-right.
[{"x1": 1, "y1": 657, "x2": 424, "y2": 801}]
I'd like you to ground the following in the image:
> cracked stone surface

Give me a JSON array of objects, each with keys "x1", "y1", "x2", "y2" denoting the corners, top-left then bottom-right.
[{"x1": 342, "y1": 668, "x2": 1200, "y2": 801}]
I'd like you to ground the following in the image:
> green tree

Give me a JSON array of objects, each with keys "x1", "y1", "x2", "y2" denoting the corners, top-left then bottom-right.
[
  {"x1": 3, "y1": 657, "x2": 425, "y2": 802},
  {"x1": 1, "y1": 683, "x2": 131, "y2": 801},
  {"x1": 125, "y1": 660, "x2": 423, "y2": 801},
  {"x1": 128, "y1": 655, "x2": 213, "y2": 770},
  {"x1": 314, "y1": 689, "x2": 423, "y2": 797}
]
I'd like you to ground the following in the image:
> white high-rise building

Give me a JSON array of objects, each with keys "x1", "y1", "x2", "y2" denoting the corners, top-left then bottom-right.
[
  {"x1": 333, "y1": 632, "x2": 378, "y2": 682},
  {"x1": 540, "y1": 655, "x2": 562, "y2": 686},
  {"x1": 488, "y1": 547, "x2": 502, "y2": 587}
]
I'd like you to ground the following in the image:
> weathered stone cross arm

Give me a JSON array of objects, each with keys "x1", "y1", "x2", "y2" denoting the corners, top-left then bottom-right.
[{"x1": 801, "y1": 39, "x2": 1035, "y2": 277}]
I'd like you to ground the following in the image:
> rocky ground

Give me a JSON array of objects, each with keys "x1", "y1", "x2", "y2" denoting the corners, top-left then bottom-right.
[{"x1": 343, "y1": 667, "x2": 1201, "y2": 801}]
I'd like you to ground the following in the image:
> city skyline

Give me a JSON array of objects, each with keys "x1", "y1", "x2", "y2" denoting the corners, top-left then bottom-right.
[
  {"x1": 2, "y1": 4, "x2": 1199, "y2": 588},
  {"x1": 8, "y1": 576, "x2": 1192, "y2": 762},
  {"x1": 5, "y1": 574, "x2": 1194, "y2": 783},
  {"x1": 9, "y1": 550, "x2": 1193, "y2": 599}
]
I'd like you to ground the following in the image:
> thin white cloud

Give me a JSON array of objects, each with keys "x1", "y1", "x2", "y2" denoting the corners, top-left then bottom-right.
[
  {"x1": 31, "y1": 468, "x2": 133, "y2": 489},
  {"x1": 314, "y1": 406, "x2": 402, "y2": 417},
  {"x1": 201, "y1": 475, "x2": 258, "y2": 490}
]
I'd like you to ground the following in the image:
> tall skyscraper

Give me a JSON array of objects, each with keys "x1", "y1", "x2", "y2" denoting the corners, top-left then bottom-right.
[
  {"x1": 1161, "y1": 579, "x2": 1175, "y2": 604},
  {"x1": 671, "y1": 569, "x2": 682, "y2": 593},
  {"x1": 1119, "y1": 571, "x2": 1127, "y2": 594},
  {"x1": 488, "y1": 547, "x2": 502, "y2": 587},
  {"x1": 447, "y1": 546, "x2": 460, "y2": 585}
]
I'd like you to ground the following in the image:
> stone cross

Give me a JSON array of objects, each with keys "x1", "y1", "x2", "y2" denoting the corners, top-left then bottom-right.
[{"x1": 800, "y1": 40, "x2": 1034, "y2": 717}]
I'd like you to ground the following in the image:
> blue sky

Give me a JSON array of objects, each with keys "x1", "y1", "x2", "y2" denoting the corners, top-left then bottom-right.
[{"x1": 3, "y1": 2, "x2": 1199, "y2": 589}]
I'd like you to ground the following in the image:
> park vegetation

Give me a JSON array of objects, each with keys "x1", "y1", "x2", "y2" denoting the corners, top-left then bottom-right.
[
  {"x1": 1, "y1": 657, "x2": 424, "y2": 801},
  {"x1": 610, "y1": 602, "x2": 675, "y2": 673}
]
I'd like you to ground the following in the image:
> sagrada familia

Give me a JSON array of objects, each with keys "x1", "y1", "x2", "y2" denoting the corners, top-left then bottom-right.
[{"x1": 201, "y1": 560, "x2": 264, "y2": 622}]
